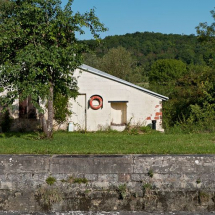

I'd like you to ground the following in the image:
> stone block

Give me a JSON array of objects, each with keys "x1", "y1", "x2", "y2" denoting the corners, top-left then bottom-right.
[
  {"x1": 92, "y1": 155, "x2": 133, "y2": 174},
  {"x1": 50, "y1": 155, "x2": 95, "y2": 174},
  {"x1": 118, "y1": 173, "x2": 131, "y2": 182},
  {"x1": 0, "y1": 155, "x2": 50, "y2": 173},
  {"x1": 97, "y1": 174, "x2": 118, "y2": 182},
  {"x1": 131, "y1": 174, "x2": 141, "y2": 182},
  {"x1": 85, "y1": 174, "x2": 98, "y2": 181}
]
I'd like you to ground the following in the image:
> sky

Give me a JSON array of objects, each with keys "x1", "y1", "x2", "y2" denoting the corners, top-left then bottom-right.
[{"x1": 61, "y1": 0, "x2": 215, "y2": 40}]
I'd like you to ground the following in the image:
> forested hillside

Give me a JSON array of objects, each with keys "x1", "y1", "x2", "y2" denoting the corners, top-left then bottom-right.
[
  {"x1": 83, "y1": 31, "x2": 215, "y2": 133},
  {"x1": 84, "y1": 32, "x2": 213, "y2": 82}
]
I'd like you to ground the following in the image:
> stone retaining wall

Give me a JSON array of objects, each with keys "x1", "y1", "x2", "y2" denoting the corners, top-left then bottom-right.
[{"x1": 0, "y1": 155, "x2": 215, "y2": 213}]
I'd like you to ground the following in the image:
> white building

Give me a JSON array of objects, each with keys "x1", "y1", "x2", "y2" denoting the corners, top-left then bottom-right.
[{"x1": 68, "y1": 64, "x2": 168, "y2": 132}]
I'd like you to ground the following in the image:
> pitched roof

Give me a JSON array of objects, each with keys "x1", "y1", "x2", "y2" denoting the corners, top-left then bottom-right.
[{"x1": 79, "y1": 64, "x2": 169, "y2": 101}]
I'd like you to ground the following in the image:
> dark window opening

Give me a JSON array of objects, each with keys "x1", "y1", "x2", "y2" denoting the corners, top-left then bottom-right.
[{"x1": 19, "y1": 96, "x2": 37, "y2": 119}]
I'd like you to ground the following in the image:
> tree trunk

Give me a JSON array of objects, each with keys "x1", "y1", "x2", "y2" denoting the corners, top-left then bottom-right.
[
  {"x1": 46, "y1": 83, "x2": 54, "y2": 138},
  {"x1": 39, "y1": 113, "x2": 48, "y2": 136},
  {"x1": 39, "y1": 83, "x2": 54, "y2": 138}
]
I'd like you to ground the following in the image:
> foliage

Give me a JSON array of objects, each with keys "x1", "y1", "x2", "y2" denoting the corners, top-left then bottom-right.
[
  {"x1": 129, "y1": 127, "x2": 139, "y2": 135},
  {"x1": 84, "y1": 32, "x2": 213, "y2": 80},
  {"x1": 148, "y1": 169, "x2": 154, "y2": 178},
  {"x1": 149, "y1": 59, "x2": 187, "y2": 85},
  {"x1": 142, "y1": 182, "x2": 156, "y2": 200},
  {"x1": 84, "y1": 46, "x2": 134, "y2": 81},
  {"x1": 149, "y1": 63, "x2": 215, "y2": 132},
  {"x1": 83, "y1": 53, "x2": 101, "y2": 69},
  {"x1": 0, "y1": 0, "x2": 106, "y2": 138},
  {"x1": 46, "y1": 176, "x2": 56, "y2": 185},
  {"x1": 61, "y1": 176, "x2": 88, "y2": 184},
  {"x1": 73, "y1": 177, "x2": 88, "y2": 184},
  {"x1": 196, "y1": 9, "x2": 215, "y2": 45},
  {"x1": 196, "y1": 179, "x2": 201, "y2": 184},
  {"x1": 165, "y1": 9, "x2": 215, "y2": 132},
  {"x1": 154, "y1": 9, "x2": 215, "y2": 132},
  {"x1": 65, "y1": 176, "x2": 74, "y2": 183},
  {"x1": 142, "y1": 183, "x2": 152, "y2": 190},
  {"x1": 128, "y1": 65, "x2": 146, "y2": 84},
  {"x1": 117, "y1": 184, "x2": 127, "y2": 200},
  {"x1": 198, "y1": 191, "x2": 210, "y2": 203},
  {"x1": 126, "y1": 125, "x2": 154, "y2": 135},
  {"x1": 53, "y1": 92, "x2": 74, "y2": 125},
  {"x1": 99, "y1": 46, "x2": 133, "y2": 81},
  {"x1": 35, "y1": 186, "x2": 62, "y2": 211},
  {"x1": 140, "y1": 125, "x2": 153, "y2": 133}
]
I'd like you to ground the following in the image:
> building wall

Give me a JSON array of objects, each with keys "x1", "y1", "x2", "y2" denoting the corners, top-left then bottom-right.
[{"x1": 69, "y1": 68, "x2": 163, "y2": 131}]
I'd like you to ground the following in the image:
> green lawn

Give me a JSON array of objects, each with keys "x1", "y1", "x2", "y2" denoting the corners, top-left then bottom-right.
[{"x1": 0, "y1": 131, "x2": 215, "y2": 154}]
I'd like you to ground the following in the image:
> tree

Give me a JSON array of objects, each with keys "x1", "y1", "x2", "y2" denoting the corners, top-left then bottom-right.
[
  {"x1": 196, "y1": 9, "x2": 215, "y2": 41},
  {"x1": 83, "y1": 53, "x2": 101, "y2": 69},
  {"x1": 83, "y1": 47, "x2": 145, "y2": 84},
  {"x1": 0, "y1": 0, "x2": 107, "y2": 137},
  {"x1": 196, "y1": 9, "x2": 215, "y2": 66},
  {"x1": 162, "y1": 65, "x2": 215, "y2": 131},
  {"x1": 99, "y1": 46, "x2": 133, "y2": 81},
  {"x1": 149, "y1": 59, "x2": 187, "y2": 85}
]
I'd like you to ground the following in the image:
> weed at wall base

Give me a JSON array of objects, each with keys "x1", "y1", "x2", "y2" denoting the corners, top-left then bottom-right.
[
  {"x1": 46, "y1": 176, "x2": 56, "y2": 186},
  {"x1": 148, "y1": 169, "x2": 154, "y2": 178},
  {"x1": 35, "y1": 186, "x2": 62, "y2": 211},
  {"x1": 117, "y1": 184, "x2": 127, "y2": 200}
]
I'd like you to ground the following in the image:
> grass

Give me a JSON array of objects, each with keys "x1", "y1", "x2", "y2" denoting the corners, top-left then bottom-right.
[{"x1": 0, "y1": 131, "x2": 215, "y2": 154}]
